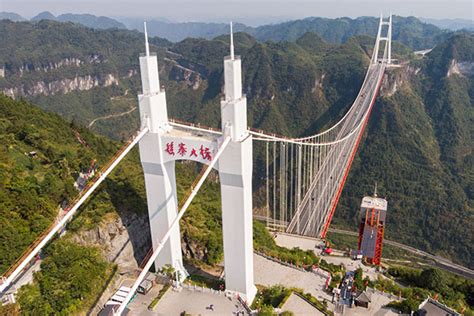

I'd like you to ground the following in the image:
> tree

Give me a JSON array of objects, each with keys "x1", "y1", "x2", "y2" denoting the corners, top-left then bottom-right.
[
  {"x1": 258, "y1": 305, "x2": 276, "y2": 315},
  {"x1": 418, "y1": 268, "x2": 447, "y2": 293}
]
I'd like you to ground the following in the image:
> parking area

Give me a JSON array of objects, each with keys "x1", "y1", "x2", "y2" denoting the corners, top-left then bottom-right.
[{"x1": 126, "y1": 283, "x2": 164, "y2": 316}]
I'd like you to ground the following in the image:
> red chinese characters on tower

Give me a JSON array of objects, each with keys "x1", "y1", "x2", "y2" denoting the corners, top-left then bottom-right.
[
  {"x1": 164, "y1": 141, "x2": 212, "y2": 161},
  {"x1": 177, "y1": 143, "x2": 187, "y2": 156},
  {"x1": 199, "y1": 145, "x2": 212, "y2": 161},
  {"x1": 165, "y1": 142, "x2": 175, "y2": 155}
]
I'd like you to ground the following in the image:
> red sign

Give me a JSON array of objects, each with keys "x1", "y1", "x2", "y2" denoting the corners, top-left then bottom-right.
[{"x1": 165, "y1": 142, "x2": 212, "y2": 161}]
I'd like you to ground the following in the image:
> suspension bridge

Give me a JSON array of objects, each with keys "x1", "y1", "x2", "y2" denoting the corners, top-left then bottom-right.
[{"x1": 1, "y1": 14, "x2": 393, "y2": 314}]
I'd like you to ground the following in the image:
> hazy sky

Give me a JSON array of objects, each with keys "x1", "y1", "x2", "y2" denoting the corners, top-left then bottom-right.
[{"x1": 1, "y1": 0, "x2": 473, "y2": 25}]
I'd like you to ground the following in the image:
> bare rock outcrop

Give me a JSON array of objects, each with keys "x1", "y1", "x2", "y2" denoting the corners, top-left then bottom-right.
[
  {"x1": 447, "y1": 59, "x2": 474, "y2": 77},
  {"x1": 2, "y1": 73, "x2": 119, "y2": 99},
  {"x1": 70, "y1": 212, "x2": 151, "y2": 274}
]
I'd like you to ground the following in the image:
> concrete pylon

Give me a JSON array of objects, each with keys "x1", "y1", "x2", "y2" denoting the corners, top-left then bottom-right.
[
  {"x1": 136, "y1": 21, "x2": 256, "y2": 302},
  {"x1": 388, "y1": 14, "x2": 392, "y2": 64},
  {"x1": 137, "y1": 22, "x2": 186, "y2": 279},
  {"x1": 218, "y1": 22, "x2": 257, "y2": 303}
]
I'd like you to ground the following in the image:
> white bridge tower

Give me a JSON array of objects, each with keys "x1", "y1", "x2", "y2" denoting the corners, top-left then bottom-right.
[{"x1": 137, "y1": 22, "x2": 257, "y2": 302}]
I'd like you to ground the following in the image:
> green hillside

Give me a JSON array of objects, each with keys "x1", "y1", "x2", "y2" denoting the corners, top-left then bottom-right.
[{"x1": 0, "y1": 94, "x2": 120, "y2": 273}]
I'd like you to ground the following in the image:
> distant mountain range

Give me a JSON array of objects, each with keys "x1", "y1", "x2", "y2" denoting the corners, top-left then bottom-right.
[
  {"x1": 0, "y1": 11, "x2": 463, "y2": 50},
  {"x1": 123, "y1": 15, "x2": 450, "y2": 49},
  {"x1": 419, "y1": 17, "x2": 474, "y2": 31},
  {"x1": 0, "y1": 11, "x2": 126, "y2": 30}
]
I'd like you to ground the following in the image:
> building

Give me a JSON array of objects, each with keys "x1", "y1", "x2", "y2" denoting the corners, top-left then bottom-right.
[
  {"x1": 354, "y1": 291, "x2": 372, "y2": 308},
  {"x1": 357, "y1": 187, "x2": 388, "y2": 265},
  {"x1": 416, "y1": 297, "x2": 460, "y2": 316}
]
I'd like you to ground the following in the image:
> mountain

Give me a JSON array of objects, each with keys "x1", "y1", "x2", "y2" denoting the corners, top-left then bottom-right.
[
  {"x1": 0, "y1": 12, "x2": 26, "y2": 22},
  {"x1": 420, "y1": 17, "x2": 474, "y2": 31},
  {"x1": 30, "y1": 11, "x2": 57, "y2": 22},
  {"x1": 57, "y1": 13, "x2": 126, "y2": 29},
  {"x1": 252, "y1": 16, "x2": 448, "y2": 50},
  {"x1": 0, "y1": 19, "x2": 472, "y2": 268},
  {"x1": 3, "y1": 12, "x2": 450, "y2": 49},
  {"x1": 124, "y1": 19, "x2": 250, "y2": 42},
  {"x1": 30, "y1": 11, "x2": 126, "y2": 29},
  {"x1": 122, "y1": 15, "x2": 447, "y2": 50},
  {"x1": 0, "y1": 19, "x2": 171, "y2": 139}
]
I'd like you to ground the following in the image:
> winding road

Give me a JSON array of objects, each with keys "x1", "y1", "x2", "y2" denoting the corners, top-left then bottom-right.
[{"x1": 88, "y1": 106, "x2": 137, "y2": 128}]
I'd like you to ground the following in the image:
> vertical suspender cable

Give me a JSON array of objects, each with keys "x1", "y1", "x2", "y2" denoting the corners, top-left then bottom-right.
[
  {"x1": 265, "y1": 141, "x2": 269, "y2": 228},
  {"x1": 289, "y1": 143, "x2": 294, "y2": 223},
  {"x1": 273, "y1": 141, "x2": 277, "y2": 229}
]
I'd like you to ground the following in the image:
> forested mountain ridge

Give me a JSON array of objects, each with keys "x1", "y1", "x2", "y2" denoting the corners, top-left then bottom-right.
[
  {"x1": 123, "y1": 15, "x2": 448, "y2": 49},
  {"x1": 0, "y1": 10, "x2": 127, "y2": 29},
  {"x1": 0, "y1": 19, "x2": 472, "y2": 268},
  {"x1": 1, "y1": 12, "x2": 450, "y2": 49}
]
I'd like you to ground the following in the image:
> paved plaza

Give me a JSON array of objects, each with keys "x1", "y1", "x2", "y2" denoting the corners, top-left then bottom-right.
[
  {"x1": 274, "y1": 233, "x2": 324, "y2": 252},
  {"x1": 148, "y1": 287, "x2": 242, "y2": 315},
  {"x1": 254, "y1": 253, "x2": 333, "y2": 305},
  {"x1": 280, "y1": 292, "x2": 324, "y2": 315}
]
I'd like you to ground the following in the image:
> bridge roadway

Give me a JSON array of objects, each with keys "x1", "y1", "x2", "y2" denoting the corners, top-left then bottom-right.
[
  {"x1": 328, "y1": 228, "x2": 474, "y2": 280},
  {"x1": 289, "y1": 63, "x2": 385, "y2": 236}
]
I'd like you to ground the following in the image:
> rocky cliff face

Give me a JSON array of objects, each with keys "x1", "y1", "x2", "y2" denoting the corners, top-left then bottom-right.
[
  {"x1": 70, "y1": 212, "x2": 150, "y2": 274},
  {"x1": 447, "y1": 59, "x2": 474, "y2": 77},
  {"x1": 71, "y1": 211, "x2": 214, "y2": 271},
  {"x1": 165, "y1": 56, "x2": 203, "y2": 90},
  {"x1": 381, "y1": 64, "x2": 420, "y2": 97},
  {"x1": 3, "y1": 73, "x2": 119, "y2": 99},
  {"x1": 10, "y1": 55, "x2": 104, "y2": 77}
]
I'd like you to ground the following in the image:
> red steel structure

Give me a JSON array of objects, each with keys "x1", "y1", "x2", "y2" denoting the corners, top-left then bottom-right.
[{"x1": 357, "y1": 194, "x2": 388, "y2": 265}]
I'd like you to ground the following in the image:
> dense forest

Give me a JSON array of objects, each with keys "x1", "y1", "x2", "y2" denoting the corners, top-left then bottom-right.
[
  {"x1": 0, "y1": 19, "x2": 472, "y2": 269},
  {"x1": 0, "y1": 94, "x2": 118, "y2": 273}
]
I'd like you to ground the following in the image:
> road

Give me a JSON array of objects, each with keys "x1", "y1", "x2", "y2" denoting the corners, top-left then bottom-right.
[
  {"x1": 88, "y1": 106, "x2": 137, "y2": 127},
  {"x1": 328, "y1": 228, "x2": 474, "y2": 280}
]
